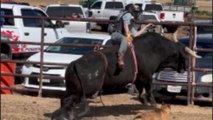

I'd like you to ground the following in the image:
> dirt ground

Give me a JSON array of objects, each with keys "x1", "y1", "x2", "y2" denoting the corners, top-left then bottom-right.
[{"x1": 1, "y1": 91, "x2": 212, "y2": 120}]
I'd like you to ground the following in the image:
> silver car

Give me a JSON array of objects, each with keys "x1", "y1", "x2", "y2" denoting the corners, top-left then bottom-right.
[{"x1": 22, "y1": 33, "x2": 112, "y2": 91}]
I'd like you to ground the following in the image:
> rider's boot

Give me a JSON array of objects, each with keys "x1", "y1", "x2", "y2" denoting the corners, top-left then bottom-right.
[{"x1": 117, "y1": 53, "x2": 124, "y2": 70}]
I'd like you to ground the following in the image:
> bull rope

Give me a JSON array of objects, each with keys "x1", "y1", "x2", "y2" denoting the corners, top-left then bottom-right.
[
  {"x1": 93, "y1": 45, "x2": 108, "y2": 106},
  {"x1": 128, "y1": 42, "x2": 138, "y2": 83}
]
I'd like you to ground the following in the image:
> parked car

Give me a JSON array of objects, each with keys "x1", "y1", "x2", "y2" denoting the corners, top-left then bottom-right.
[
  {"x1": 138, "y1": 11, "x2": 163, "y2": 34},
  {"x1": 21, "y1": 33, "x2": 112, "y2": 91},
  {"x1": 194, "y1": 20, "x2": 212, "y2": 34},
  {"x1": 1, "y1": 3, "x2": 77, "y2": 75},
  {"x1": 1, "y1": 3, "x2": 71, "y2": 55},
  {"x1": 153, "y1": 33, "x2": 212, "y2": 101}
]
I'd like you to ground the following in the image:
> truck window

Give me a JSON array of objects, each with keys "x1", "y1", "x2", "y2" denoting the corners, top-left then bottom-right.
[
  {"x1": 144, "y1": 4, "x2": 163, "y2": 11},
  {"x1": 105, "y1": 2, "x2": 124, "y2": 9},
  {"x1": 21, "y1": 9, "x2": 53, "y2": 28},
  {"x1": 46, "y1": 6, "x2": 84, "y2": 18},
  {"x1": 91, "y1": 1, "x2": 102, "y2": 9},
  {"x1": 0, "y1": 8, "x2": 14, "y2": 26}
]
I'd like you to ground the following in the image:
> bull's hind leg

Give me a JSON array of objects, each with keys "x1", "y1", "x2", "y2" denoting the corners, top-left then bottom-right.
[
  {"x1": 60, "y1": 90, "x2": 74, "y2": 107},
  {"x1": 76, "y1": 96, "x2": 90, "y2": 117},
  {"x1": 53, "y1": 95, "x2": 80, "y2": 120},
  {"x1": 60, "y1": 95, "x2": 90, "y2": 119}
]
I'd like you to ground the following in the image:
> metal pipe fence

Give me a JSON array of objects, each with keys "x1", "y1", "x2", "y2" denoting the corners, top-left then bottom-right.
[{"x1": 0, "y1": 15, "x2": 212, "y2": 104}]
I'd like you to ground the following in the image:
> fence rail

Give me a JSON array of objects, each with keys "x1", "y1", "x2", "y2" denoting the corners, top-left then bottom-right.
[{"x1": 0, "y1": 15, "x2": 212, "y2": 104}]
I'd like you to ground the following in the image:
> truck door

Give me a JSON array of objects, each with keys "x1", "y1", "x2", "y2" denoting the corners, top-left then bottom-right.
[
  {"x1": 1, "y1": 8, "x2": 22, "y2": 53},
  {"x1": 102, "y1": 1, "x2": 124, "y2": 20},
  {"x1": 90, "y1": 1, "x2": 103, "y2": 19},
  {"x1": 20, "y1": 8, "x2": 58, "y2": 52}
]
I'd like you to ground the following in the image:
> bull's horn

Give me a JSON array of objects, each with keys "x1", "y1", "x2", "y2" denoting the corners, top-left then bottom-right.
[{"x1": 185, "y1": 47, "x2": 202, "y2": 58}]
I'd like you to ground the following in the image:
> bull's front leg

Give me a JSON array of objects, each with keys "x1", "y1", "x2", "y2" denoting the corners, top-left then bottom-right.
[
  {"x1": 144, "y1": 79, "x2": 157, "y2": 107},
  {"x1": 139, "y1": 88, "x2": 149, "y2": 106},
  {"x1": 135, "y1": 78, "x2": 149, "y2": 106},
  {"x1": 53, "y1": 95, "x2": 79, "y2": 120}
]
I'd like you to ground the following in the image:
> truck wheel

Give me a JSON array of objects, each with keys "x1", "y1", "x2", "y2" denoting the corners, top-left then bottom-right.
[
  {"x1": 101, "y1": 24, "x2": 108, "y2": 32},
  {"x1": 1, "y1": 53, "x2": 9, "y2": 60}
]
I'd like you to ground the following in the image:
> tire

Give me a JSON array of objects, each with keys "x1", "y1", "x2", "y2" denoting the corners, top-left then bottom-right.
[
  {"x1": 1, "y1": 53, "x2": 9, "y2": 60},
  {"x1": 101, "y1": 24, "x2": 108, "y2": 32}
]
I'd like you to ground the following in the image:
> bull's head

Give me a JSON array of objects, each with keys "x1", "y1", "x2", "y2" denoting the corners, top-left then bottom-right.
[
  {"x1": 174, "y1": 43, "x2": 188, "y2": 73},
  {"x1": 159, "y1": 42, "x2": 187, "y2": 73}
]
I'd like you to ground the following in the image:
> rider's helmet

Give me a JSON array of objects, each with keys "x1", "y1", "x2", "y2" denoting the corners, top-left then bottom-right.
[{"x1": 125, "y1": 4, "x2": 142, "y2": 19}]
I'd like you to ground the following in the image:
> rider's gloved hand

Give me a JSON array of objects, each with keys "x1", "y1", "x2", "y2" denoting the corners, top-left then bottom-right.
[{"x1": 126, "y1": 33, "x2": 133, "y2": 42}]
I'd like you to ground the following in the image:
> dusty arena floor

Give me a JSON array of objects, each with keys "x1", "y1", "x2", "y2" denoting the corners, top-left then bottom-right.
[{"x1": 1, "y1": 92, "x2": 212, "y2": 120}]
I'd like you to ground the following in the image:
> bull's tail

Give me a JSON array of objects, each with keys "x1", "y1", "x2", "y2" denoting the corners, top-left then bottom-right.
[
  {"x1": 63, "y1": 62, "x2": 89, "y2": 118},
  {"x1": 73, "y1": 64, "x2": 85, "y2": 99},
  {"x1": 65, "y1": 62, "x2": 86, "y2": 98},
  {"x1": 73, "y1": 64, "x2": 90, "y2": 117}
]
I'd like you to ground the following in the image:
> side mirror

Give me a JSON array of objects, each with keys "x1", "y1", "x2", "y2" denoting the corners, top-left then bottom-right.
[
  {"x1": 63, "y1": 22, "x2": 69, "y2": 26},
  {"x1": 55, "y1": 20, "x2": 65, "y2": 28}
]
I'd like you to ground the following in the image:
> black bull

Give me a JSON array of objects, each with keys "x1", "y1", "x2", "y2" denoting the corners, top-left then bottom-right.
[{"x1": 51, "y1": 32, "x2": 187, "y2": 120}]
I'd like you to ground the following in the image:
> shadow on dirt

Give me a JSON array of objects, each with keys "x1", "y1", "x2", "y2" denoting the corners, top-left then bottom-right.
[
  {"x1": 84, "y1": 104, "x2": 154, "y2": 117},
  {"x1": 43, "y1": 102, "x2": 155, "y2": 119}
]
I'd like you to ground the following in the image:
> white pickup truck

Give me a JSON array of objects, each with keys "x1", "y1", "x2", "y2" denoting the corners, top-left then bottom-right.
[
  {"x1": 1, "y1": 3, "x2": 71, "y2": 55},
  {"x1": 44, "y1": 4, "x2": 91, "y2": 33},
  {"x1": 85, "y1": 0, "x2": 125, "y2": 31}
]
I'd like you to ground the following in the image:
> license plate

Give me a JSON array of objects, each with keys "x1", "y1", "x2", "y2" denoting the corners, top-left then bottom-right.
[
  {"x1": 37, "y1": 79, "x2": 50, "y2": 83},
  {"x1": 167, "y1": 85, "x2": 182, "y2": 93}
]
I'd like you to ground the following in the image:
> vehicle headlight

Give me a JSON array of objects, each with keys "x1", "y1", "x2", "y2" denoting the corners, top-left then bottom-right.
[
  {"x1": 25, "y1": 60, "x2": 33, "y2": 68},
  {"x1": 201, "y1": 74, "x2": 212, "y2": 83}
]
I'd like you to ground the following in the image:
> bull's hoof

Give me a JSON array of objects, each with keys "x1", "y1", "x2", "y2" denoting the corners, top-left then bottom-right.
[
  {"x1": 139, "y1": 94, "x2": 149, "y2": 106},
  {"x1": 75, "y1": 100, "x2": 90, "y2": 118},
  {"x1": 151, "y1": 103, "x2": 157, "y2": 108},
  {"x1": 126, "y1": 84, "x2": 138, "y2": 95}
]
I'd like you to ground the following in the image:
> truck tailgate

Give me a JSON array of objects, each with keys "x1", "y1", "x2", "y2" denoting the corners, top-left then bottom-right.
[{"x1": 159, "y1": 11, "x2": 184, "y2": 22}]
